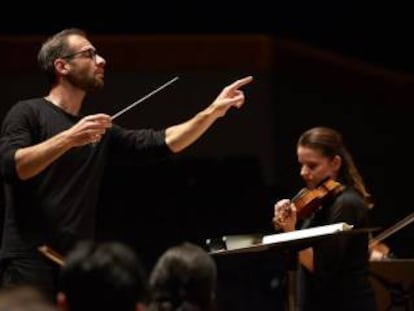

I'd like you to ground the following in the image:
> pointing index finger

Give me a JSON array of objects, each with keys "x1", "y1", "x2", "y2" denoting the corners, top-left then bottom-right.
[{"x1": 228, "y1": 76, "x2": 254, "y2": 91}]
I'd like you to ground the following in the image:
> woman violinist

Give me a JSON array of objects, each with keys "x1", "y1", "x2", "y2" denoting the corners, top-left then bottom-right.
[{"x1": 273, "y1": 127, "x2": 376, "y2": 311}]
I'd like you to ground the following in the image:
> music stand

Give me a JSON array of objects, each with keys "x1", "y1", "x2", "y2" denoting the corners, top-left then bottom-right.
[{"x1": 207, "y1": 225, "x2": 377, "y2": 311}]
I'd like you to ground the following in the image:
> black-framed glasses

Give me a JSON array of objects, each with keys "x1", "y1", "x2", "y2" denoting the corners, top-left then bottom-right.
[{"x1": 61, "y1": 48, "x2": 97, "y2": 61}]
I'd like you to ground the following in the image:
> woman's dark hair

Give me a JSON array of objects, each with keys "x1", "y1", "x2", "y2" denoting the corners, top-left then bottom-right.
[
  {"x1": 298, "y1": 126, "x2": 373, "y2": 207},
  {"x1": 60, "y1": 240, "x2": 148, "y2": 311},
  {"x1": 149, "y1": 242, "x2": 217, "y2": 311}
]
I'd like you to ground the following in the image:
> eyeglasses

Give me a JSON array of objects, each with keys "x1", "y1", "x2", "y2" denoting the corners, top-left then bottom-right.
[{"x1": 61, "y1": 48, "x2": 98, "y2": 61}]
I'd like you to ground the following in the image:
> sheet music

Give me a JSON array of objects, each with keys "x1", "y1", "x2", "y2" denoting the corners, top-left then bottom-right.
[{"x1": 262, "y1": 222, "x2": 353, "y2": 245}]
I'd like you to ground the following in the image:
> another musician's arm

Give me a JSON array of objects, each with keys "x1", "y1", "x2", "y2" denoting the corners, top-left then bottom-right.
[
  {"x1": 369, "y1": 242, "x2": 390, "y2": 261},
  {"x1": 299, "y1": 248, "x2": 314, "y2": 272}
]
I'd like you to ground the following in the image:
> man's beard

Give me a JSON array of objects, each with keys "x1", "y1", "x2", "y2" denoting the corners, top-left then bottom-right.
[{"x1": 66, "y1": 72, "x2": 104, "y2": 92}]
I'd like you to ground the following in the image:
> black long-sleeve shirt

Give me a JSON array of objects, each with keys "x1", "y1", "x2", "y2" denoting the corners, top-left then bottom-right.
[
  {"x1": 0, "y1": 98, "x2": 172, "y2": 256},
  {"x1": 297, "y1": 187, "x2": 376, "y2": 311}
]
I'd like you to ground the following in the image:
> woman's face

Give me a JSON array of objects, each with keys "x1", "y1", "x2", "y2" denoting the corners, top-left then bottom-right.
[{"x1": 297, "y1": 146, "x2": 341, "y2": 189}]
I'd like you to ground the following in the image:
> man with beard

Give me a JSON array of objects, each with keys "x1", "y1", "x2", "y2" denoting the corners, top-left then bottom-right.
[{"x1": 0, "y1": 28, "x2": 253, "y2": 301}]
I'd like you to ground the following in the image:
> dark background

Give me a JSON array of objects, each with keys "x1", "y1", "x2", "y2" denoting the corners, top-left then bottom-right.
[
  {"x1": 1, "y1": 3, "x2": 413, "y2": 309},
  {"x1": 2, "y1": 1, "x2": 414, "y2": 73}
]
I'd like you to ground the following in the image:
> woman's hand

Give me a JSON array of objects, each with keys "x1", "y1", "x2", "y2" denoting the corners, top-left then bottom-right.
[{"x1": 273, "y1": 199, "x2": 297, "y2": 232}]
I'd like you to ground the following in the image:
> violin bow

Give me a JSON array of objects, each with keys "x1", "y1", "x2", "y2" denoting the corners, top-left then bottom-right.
[
  {"x1": 369, "y1": 211, "x2": 414, "y2": 248},
  {"x1": 38, "y1": 245, "x2": 65, "y2": 266}
]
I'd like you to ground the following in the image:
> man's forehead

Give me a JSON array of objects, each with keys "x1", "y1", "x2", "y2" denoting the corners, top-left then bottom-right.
[{"x1": 66, "y1": 34, "x2": 92, "y2": 49}]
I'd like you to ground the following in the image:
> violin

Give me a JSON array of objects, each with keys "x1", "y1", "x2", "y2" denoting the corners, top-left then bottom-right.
[{"x1": 292, "y1": 178, "x2": 345, "y2": 219}]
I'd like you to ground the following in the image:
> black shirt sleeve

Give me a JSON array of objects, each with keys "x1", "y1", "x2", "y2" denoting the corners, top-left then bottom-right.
[
  {"x1": 107, "y1": 124, "x2": 172, "y2": 164},
  {"x1": 0, "y1": 101, "x2": 39, "y2": 181}
]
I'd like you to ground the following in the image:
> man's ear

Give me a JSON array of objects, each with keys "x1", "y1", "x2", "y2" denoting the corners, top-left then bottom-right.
[
  {"x1": 56, "y1": 292, "x2": 69, "y2": 311},
  {"x1": 54, "y1": 59, "x2": 69, "y2": 75}
]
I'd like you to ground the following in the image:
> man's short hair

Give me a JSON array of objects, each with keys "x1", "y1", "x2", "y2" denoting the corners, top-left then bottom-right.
[{"x1": 60, "y1": 240, "x2": 148, "y2": 311}]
